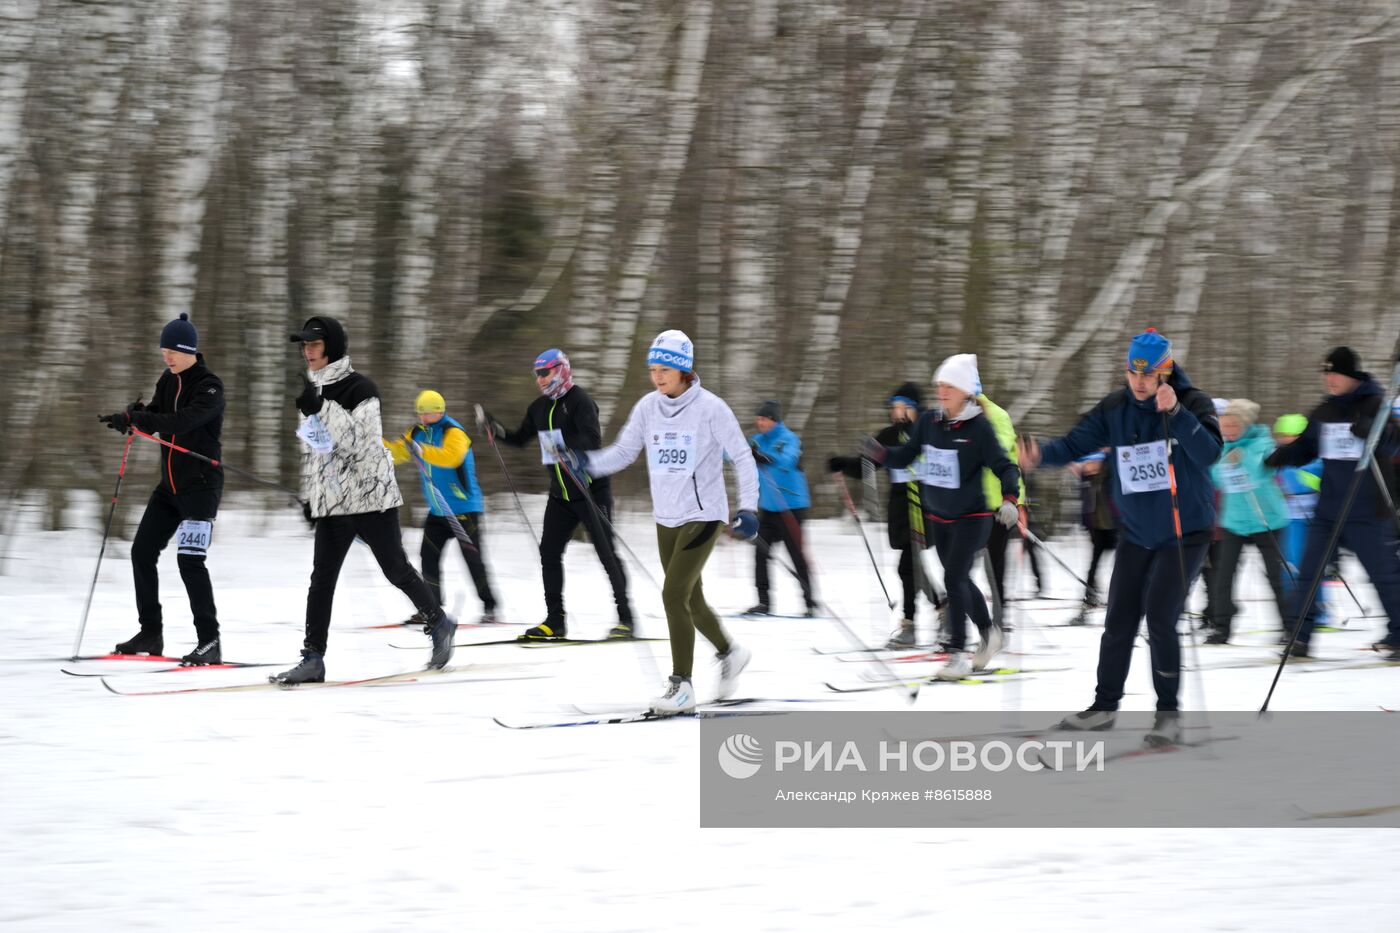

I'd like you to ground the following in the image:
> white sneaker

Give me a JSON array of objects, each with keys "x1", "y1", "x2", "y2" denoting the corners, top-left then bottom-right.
[
  {"x1": 972, "y1": 625, "x2": 1004, "y2": 671},
  {"x1": 935, "y1": 651, "x2": 973, "y2": 681},
  {"x1": 715, "y1": 643, "x2": 751, "y2": 699},
  {"x1": 650, "y1": 676, "x2": 696, "y2": 716}
]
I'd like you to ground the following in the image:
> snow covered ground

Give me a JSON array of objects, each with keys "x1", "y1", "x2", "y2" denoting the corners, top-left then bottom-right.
[{"x1": 3, "y1": 494, "x2": 1399, "y2": 931}]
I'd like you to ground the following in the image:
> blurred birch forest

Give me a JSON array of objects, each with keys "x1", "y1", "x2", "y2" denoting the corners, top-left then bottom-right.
[{"x1": 2, "y1": 0, "x2": 1399, "y2": 532}]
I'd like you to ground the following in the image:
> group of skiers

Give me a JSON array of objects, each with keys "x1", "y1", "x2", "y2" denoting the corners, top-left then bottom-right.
[{"x1": 99, "y1": 314, "x2": 1399, "y2": 725}]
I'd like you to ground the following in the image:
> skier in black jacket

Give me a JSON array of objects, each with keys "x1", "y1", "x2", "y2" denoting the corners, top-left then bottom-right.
[
  {"x1": 828, "y1": 382, "x2": 945, "y2": 647},
  {"x1": 99, "y1": 314, "x2": 225, "y2": 664},
  {"x1": 866, "y1": 356, "x2": 1021, "y2": 679},
  {"x1": 479, "y1": 349, "x2": 635, "y2": 640},
  {"x1": 1266, "y1": 346, "x2": 1400, "y2": 659}
]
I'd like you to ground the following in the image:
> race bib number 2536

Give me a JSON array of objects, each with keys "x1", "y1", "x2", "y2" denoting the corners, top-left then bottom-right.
[{"x1": 1116, "y1": 441, "x2": 1170, "y2": 495}]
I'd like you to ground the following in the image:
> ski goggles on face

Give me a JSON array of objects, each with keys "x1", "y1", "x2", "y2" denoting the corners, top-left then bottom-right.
[{"x1": 534, "y1": 365, "x2": 561, "y2": 378}]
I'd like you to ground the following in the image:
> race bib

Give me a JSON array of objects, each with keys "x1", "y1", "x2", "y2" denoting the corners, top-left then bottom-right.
[
  {"x1": 1116, "y1": 441, "x2": 1170, "y2": 494},
  {"x1": 647, "y1": 427, "x2": 699, "y2": 477},
  {"x1": 297, "y1": 415, "x2": 333, "y2": 455},
  {"x1": 1286, "y1": 492, "x2": 1318, "y2": 522},
  {"x1": 918, "y1": 445, "x2": 960, "y2": 489},
  {"x1": 538, "y1": 429, "x2": 566, "y2": 465},
  {"x1": 176, "y1": 519, "x2": 213, "y2": 557},
  {"x1": 1218, "y1": 462, "x2": 1255, "y2": 494},
  {"x1": 1319, "y1": 422, "x2": 1364, "y2": 461},
  {"x1": 889, "y1": 467, "x2": 914, "y2": 483}
]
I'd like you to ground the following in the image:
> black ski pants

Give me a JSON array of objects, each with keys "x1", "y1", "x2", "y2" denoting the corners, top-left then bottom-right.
[
  {"x1": 539, "y1": 492, "x2": 632, "y2": 623},
  {"x1": 132, "y1": 486, "x2": 221, "y2": 642},
  {"x1": 1094, "y1": 535, "x2": 1209, "y2": 712},
  {"x1": 304, "y1": 508, "x2": 437, "y2": 655},
  {"x1": 930, "y1": 516, "x2": 992, "y2": 651},
  {"x1": 1213, "y1": 528, "x2": 1289, "y2": 637},
  {"x1": 421, "y1": 513, "x2": 497, "y2": 612},
  {"x1": 755, "y1": 508, "x2": 814, "y2": 608}
]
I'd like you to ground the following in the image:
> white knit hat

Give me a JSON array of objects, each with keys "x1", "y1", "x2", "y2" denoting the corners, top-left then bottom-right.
[
  {"x1": 647, "y1": 329, "x2": 694, "y2": 373},
  {"x1": 934, "y1": 353, "x2": 982, "y2": 397}
]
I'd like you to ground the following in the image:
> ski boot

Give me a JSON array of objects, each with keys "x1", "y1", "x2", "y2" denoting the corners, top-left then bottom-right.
[
  {"x1": 1144, "y1": 711, "x2": 1181, "y2": 748},
  {"x1": 423, "y1": 609, "x2": 456, "y2": 669},
  {"x1": 934, "y1": 651, "x2": 973, "y2": 681},
  {"x1": 885, "y1": 619, "x2": 916, "y2": 649},
  {"x1": 520, "y1": 614, "x2": 567, "y2": 641},
  {"x1": 1056, "y1": 708, "x2": 1117, "y2": 731},
  {"x1": 650, "y1": 676, "x2": 696, "y2": 716},
  {"x1": 114, "y1": 628, "x2": 163, "y2": 656},
  {"x1": 269, "y1": 650, "x2": 325, "y2": 685},
  {"x1": 972, "y1": 625, "x2": 1003, "y2": 671},
  {"x1": 715, "y1": 643, "x2": 752, "y2": 699},
  {"x1": 180, "y1": 638, "x2": 222, "y2": 666}
]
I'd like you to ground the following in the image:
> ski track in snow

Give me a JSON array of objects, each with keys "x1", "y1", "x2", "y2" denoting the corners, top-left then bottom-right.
[{"x1": 3, "y1": 499, "x2": 1398, "y2": 930}]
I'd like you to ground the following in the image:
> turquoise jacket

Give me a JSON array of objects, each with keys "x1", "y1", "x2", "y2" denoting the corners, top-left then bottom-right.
[
  {"x1": 750, "y1": 421, "x2": 811, "y2": 511},
  {"x1": 1212, "y1": 424, "x2": 1288, "y2": 535}
]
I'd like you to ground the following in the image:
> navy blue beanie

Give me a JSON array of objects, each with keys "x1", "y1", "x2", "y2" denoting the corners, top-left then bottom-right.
[{"x1": 160, "y1": 313, "x2": 198, "y2": 354}]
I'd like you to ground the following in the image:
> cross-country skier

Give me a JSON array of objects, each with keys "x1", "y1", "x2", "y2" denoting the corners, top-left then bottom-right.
[
  {"x1": 1265, "y1": 347, "x2": 1400, "y2": 660},
  {"x1": 1206, "y1": 399, "x2": 1290, "y2": 644},
  {"x1": 384, "y1": 389, "x2": 500, "y2": 625},
  {"x1": 864, "y1": 354, "x2": 1021, "y2": 680},
  {"x1": 478, "y1": 349, "x2": 635, "y2": 640},
  {"x1": 745, "y1": 399, "x2": 817, "y2": 617},
  {"x1": 551, "y1": 330, "x2": 760, "y2": 715},
  {"x1": 99, "y1": 313, "x2": 226, "y2": 664},
  {"x1": 1019, "y1": 328, "x2": 1221, "y2": 746},
  {"x1": 1271, "y1": 413, "x2": 1330, "y2": 633},
  {"x1": 271, "y1": 317, "x2": 453, "y2": 684},
  {"x1": 827, "y1": 383, "x2": 946, "y2": 648}
]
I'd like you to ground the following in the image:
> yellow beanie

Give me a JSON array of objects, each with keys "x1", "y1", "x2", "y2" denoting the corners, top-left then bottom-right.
[{"x1": 415, "y1": 390, "x2": 446, "y2": 414}]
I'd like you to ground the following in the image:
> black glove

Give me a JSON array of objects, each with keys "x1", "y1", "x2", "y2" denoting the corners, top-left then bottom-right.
[
  {"x1": 125, "y1": 399, "x2": 146, "y2": 414},
  {"x1": 827, "y1": 455, "x2": 848, "y2": 474},
  {"x1": 296, "y1": 377, "x2": 323, "y2": 416},
  {"x1": 302, "y1": 500, "x2": 316, "y2": 529},
  {"x1": 98, "y1": 412, "x2": 132, "y2": 434},
  {"x1": 475, "y1": 404, "x2": 507, "y2": 440},
  {"x1": 750, "y1": 442, "x2": 774, "y2": 466}
]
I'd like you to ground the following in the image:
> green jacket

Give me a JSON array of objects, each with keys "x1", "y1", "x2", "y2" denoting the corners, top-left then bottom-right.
[{"x1": 979, "y1": 394, "x2": 1026, "y2": 509}]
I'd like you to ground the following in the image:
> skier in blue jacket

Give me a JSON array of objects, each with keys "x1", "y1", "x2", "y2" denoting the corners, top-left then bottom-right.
[
  {"x1": 745, "y1": 400, "x2": 817, "y2": 616},
  {"x1": 385, "y1": 390, "x2": 499, "y2": 625},
  {"x1": 1020, "y1": 329, "x2": 1222, "y2": 746}
]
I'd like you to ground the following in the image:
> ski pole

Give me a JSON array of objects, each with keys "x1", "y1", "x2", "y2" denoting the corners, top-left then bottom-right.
[
  {"x1": 474, "y1": 404, "x2": 539, "y2": 549},
  {"x1": 833, "y1": 474, "x2": 895, "y2": 609},
  {"x1": 1264, "y1": 342, "x2": 1400, "y2": 712},
  {"x1": 404, "y1": 440, "x2": 479, "y2": 554},
  {"x1": 127, "y1": 426, "x2": 303, "y2": 504},
  {"x1": 1163, "y1": 411, "x2": 1211, "y2": 725},
  {"x1": 1016, "y1": 524, "x2": 1091, "y2": 590},
  {"x1": 72, "y1": 432, "x2": 134, "y2": 660}
]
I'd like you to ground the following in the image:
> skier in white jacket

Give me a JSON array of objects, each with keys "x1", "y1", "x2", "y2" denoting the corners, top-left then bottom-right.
[{"x1": 555, "y1": 330, "x2": 761, "y2": 715}]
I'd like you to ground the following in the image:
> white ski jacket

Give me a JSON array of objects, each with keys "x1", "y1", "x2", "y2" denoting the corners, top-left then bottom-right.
[
  {"x1": 297, "y1": 356, "x2": 404, "y2": 518},
  {"x1": 587, "y1": 380, "x2": 759, "y2": 527}
]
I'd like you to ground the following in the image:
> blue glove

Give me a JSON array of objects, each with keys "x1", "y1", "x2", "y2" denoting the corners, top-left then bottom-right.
[
  {"x1": 731, "y1": 509, "x2": 759, "y2": 541},
  {"x1": 556, "y1": 445, "x2": 589, "y2": 477}
]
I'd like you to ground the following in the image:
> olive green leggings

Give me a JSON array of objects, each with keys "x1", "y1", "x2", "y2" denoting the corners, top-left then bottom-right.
[{"x1": 656, "y1": 521, "x2": 731, "y2": 678}]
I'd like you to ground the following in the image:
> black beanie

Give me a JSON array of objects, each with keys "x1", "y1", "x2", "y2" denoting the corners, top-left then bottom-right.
[
  {"x1": 160, "y1": 313, "x2": 198, "y2": 354},
  {"x1": 1322, "y1": 347, "x2": 1363, "y2": 381},
  {"x1": 289, "y1": 316, "x2": 349, "y2": 363},
  {"x1": 888, "y1": 382, "x2": 923, "y2": 410},
  {"x1": 756, "y1": 399, "x2": 782, "y2": 421}
]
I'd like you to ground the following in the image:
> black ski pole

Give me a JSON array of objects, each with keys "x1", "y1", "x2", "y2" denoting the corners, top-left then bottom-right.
[
  {"x1": 72, "y1": 432, "x2": 134, "y2": 660},
  {"x1": 405, "y1": 442, "x2": 479, "y2": 554},
  {"x1": 833, "y1": 474, "x2": 896, "y2": 609},
  {"x1": 474, "y1": 404, "x2": 540, "y2": 549}
]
